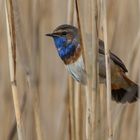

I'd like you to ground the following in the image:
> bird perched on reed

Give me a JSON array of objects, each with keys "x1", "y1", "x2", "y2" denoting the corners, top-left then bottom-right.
[{"x1": 46, "y1": 24, "x2": 139, "y2": 103}]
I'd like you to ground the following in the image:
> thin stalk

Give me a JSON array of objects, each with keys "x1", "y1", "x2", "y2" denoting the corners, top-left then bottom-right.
[
  {"x1": 91, "y1": 0, "x2": 99, "y2": 139},
  {"x1": 99, "y1": 84, "x2": 106, "y2": 140},
  {"x1": 75, "y1": 0, "x2": 89, "y2": 138},
  {"x1": 101, "y1": 0, "x2": 113, "y2": 139},
  {"x1": 26, "y1": 75, "x2": 43, "y2": 140},
  {"x1": 137, "y1": 71, "x2": 140, "y2": 140},
  {"x1": 68, "y1": 77, "x2": 75, "y2": 140},
  {"x1": 31, "y1": 0, "x2": 43, "y2": 139},
  {"x1": 74, "y1": 2, "x2": 89, "y2": 139},
  {"x1": 74, "y1": 82, "x2": 80, "y2": 140},
  {"x1": 5, "y1": 0, "x2": 25, "y2": 140},
  {"x1": 75, "y1": 0, "x2": 98, "y2": 140},
  {"x1": 67, "y1": 0, "x2": 74, "y2": 24},
  {"x1": 113, "y1": 105, "x2": 126, "y2": 140},
  {"x1": 67, "y1": 1, "x2": 76, "y2": 140},
  {"x1": 60, "y1": 100, "x2": 70, "y2": 140},
  {"x1": 8, "y1": 94, "x2": 26, "y2": 140},
  {"x1": 34, "y1": 98, "x2": 42, "y2": 140}
]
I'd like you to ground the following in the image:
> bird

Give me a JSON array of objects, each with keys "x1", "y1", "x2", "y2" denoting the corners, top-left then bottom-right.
[{"x1": 46, "y1": 24, "x2": 139, "y2": 103}]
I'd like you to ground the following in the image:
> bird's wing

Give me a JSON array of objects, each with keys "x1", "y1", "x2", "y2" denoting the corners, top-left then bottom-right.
[{"x1": 99, "y1": 39, "x2": 128, "y2": 72}]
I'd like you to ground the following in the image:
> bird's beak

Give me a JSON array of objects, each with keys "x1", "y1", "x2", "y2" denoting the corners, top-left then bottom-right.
[
  {"x1": 45, "y1": 32, "x2": 60, "y2": 37},
  {"x1": 45, "y1": 33, "x2": 54, "y2": 37}
]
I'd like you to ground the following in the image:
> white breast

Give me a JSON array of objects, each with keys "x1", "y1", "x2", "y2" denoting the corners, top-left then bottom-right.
[{"x1": 66, "y1": 55, "x2": 87, "y2": 85}]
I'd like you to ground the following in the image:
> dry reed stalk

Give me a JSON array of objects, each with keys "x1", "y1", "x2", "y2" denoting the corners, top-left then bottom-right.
[
  {"x1": 98, "y1": 1, "x2": 105, "y2": 139},
  {"x1": 90, "y1": 0, "x2": 99, "y2": 139},
  {"x1": 128, "y1": 16, "x2": 140, "y2": 140},
  {"x1": 73, "y1": 7, "x2": 84, "y2": 140},
  {"x1": 74, "y1": 82, "x2": 80, "y2": 140},
  {"x1": 33, "y1": 98, "x2": 43, "y2": 140},
  {"x1": 113, "y1": 105, "x2": 125, "y2": 140},
  {"x1": 137, "y1": 73, "x2": 140, "y2": 140},
  {"x1": 68, "y1": 77, "x2": 75, "y2": 140},
  {"x1": 8, "y1": 93, "x2": 26, "y2": 140},
  {"x1": 128, "y1": 29, "x2": 140, "y2": 78},
  {"x1": 75, "y1": 0, "x2": 89, "y2": 139},
  {"x1": 73, "y1": 3, "x2": 82, "y2": 140},
  {"x1": 31, "y1": 1, "x2": 43, "y2": 139},
  {"x1": 101, "y1": 0, "x2": 113, "y2": 139},
  {"x1": 60, "y1": 100, "x2": 70, "y2": 140},
  {"x1": 75, "y1": 0, "x2": 98, "y2": 140},
  {"x1": 5, "y1": 0, "x2": 25, "y2": 140},
  {"x1": 26, "y1": 75, "x2": 43, "y2": 140},
  {"x1": 95, "y1": 88, "x2": 101, "y2": 140},
  {"x1": 67, "y1": 1, "x2": 79, "y2": 140},
  {"x1": 67, "y1": 0, "x2": 74, "y2": 24},
  {"x1": 99, "y1": 84, "x2": 106, "y2": 140}
]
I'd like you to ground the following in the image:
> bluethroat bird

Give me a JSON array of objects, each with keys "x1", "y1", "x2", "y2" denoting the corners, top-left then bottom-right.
[{"x1": 46, "y1": 24, "x2": 139, "y2": 103}]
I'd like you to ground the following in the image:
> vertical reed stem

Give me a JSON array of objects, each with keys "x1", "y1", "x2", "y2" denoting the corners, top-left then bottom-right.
[
  {"x1": 67, "y1": 0, "x2": 74, "y2": 24},
  {"x1": 137, "y1": 72, "x2": 140, "y2": 140},
  {"x1": 74, "y1": 82, "x2": 80, "y2": 140},
  {"x1": 67, "y1": 1, "x2": 77, "y2": 140},
  {"x1": 137, "y1": 2, "x2": 140, "y2": 139},
  {"x1": 91, "y1": 0, "x2": 99, "y2": 140},
  {"x1": 5, "y1": 0, "x2": 24, "y2": 139},
  {"x1": 31, "y1": 1, "x2": 43, "y2": 139},
  {"x1": 74, "y1": 1, "x2": 89, "y2": 139},
  {"x1": 101, "y1": 0, "x2": 113, "y2": 139},
  {"x1": 68, "y1": 77, "x2": 75, "y2": 140},
  {"x1": 75, "y1": 0, "x2": 98, "y2": 140}
]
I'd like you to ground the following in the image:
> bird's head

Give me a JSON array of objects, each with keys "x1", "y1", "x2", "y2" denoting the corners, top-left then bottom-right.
[
  {"x1": 46, "y1": 24, "x2": 79, "y2": 47},
  {"x1": 46, "y1": 24, "x2": 82, "y2": 64},
  {"x1": 46, "y1": 24, "x2": 78, "y2": 42}
]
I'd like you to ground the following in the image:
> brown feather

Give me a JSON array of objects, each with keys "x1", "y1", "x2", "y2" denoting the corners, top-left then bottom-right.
[
  {"x1": 62, "y1": 45, "x2": 82, "y2": 65},
  {"x1": 111, "y1": 68, "x2": 139, "y2": 103}
]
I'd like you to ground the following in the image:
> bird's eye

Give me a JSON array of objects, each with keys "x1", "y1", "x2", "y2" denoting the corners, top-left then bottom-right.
[{"x1": 62, "y1": 31, "x2": 67, "y2": 35}]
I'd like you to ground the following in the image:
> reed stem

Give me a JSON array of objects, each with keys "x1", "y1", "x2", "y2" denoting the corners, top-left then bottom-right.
[
  {"x1": 101, "y1": 0, "x2": 113, "y2": 139},
  {"x1": 75, "y1": 0, "x2": 98, "y2": 140},
  {"x1": 5, "y1": 0, "x2": 25, "y2": 139}
]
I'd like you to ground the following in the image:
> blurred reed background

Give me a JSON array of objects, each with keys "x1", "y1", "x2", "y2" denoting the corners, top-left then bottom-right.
[{"x1": 0, "y1": 0, "x2": 140, "y2": 140}]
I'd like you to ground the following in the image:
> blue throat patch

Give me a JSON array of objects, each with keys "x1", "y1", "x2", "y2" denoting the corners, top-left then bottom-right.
[{"x1": 53, "y1": 36, "x2": 76, "y2": 59}]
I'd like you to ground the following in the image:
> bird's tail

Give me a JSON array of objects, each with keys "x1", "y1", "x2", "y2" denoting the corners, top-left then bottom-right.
[{"x1": 111, "y1": 74, "x2": 139, "y2": 103}]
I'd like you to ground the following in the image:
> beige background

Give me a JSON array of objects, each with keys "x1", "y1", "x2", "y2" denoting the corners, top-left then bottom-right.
[{"x1": 0, "y1": 0, "x2": 140, "y2": 140}]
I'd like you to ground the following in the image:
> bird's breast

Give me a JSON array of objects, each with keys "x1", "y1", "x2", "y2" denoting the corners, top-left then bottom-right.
[
  {"x1": 66, "y1": 55, "x2": 87, "y2": 85},
  {"x1": 62, "y1": 44, "x2": 83, "y2": 65}
]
